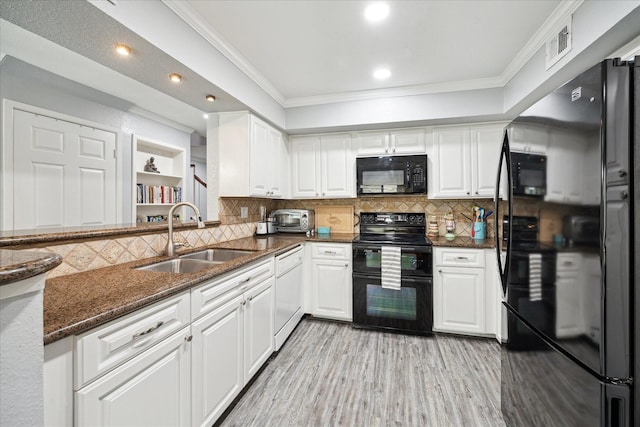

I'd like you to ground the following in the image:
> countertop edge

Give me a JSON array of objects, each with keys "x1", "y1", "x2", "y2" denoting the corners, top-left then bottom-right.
[
  {"x1": 0, "y1": 252, "x2": 62, "y2": 286},
  {"x1": 0, "y1": 221, "x2": 222, "y2": 247}
]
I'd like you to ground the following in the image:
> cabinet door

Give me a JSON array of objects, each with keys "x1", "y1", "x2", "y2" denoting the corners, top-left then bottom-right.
[
  {"x1": 268, "y1": 128, "x2": 284, "y2": 198},
  {"x1": 320, "y1": 134, "x2": 354, "y2": 198},
  {"x1": 471, "y1": 124, "x2": 504, "y2": 197},
  {"x1": 249, "y1": 116, "x2": 270, "y2": 197},
  {"x1": 244, "y1": 278, "x2": 274, "y2": 380},
  {"x1": 434, "y1": 267, "x2": 485, "y2": 335},
  {"x1": 431, "y1": 128, "x2": 472, "y2": 198},
  {"x1": 290, "y1": 136, "x2": 320, "y2": 198},
  {"x1": 191, "y1": 296, "x2": 243, "y2": 427},
  {"x1": 555, "y1": 274, "x2": 583, "y2": 338},
  {"x1": 390, "y1": 128, "x2": 426, "y2": 154},
  {"x1": 354, "y1": 131, "x2": 389, "y2": 156},
  {"x1": 76, "y1": 328, "x2": 191, "y2": 427},
  {"x1": 311, "y1": 259, "x2": 352, "y2": 321}
]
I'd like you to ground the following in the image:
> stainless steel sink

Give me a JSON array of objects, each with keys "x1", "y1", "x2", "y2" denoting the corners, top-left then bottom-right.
[
  {"x1": 135, "y1": 258, "x2": 218, "y2": 274},
  {"x1": 179, "y1": 249, "x2": 254, "y2": 263}
]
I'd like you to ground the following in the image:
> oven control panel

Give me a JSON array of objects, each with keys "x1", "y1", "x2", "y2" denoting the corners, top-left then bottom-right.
[{"x1": 360, "y1": 212, "x2": 425, "y2": 225}]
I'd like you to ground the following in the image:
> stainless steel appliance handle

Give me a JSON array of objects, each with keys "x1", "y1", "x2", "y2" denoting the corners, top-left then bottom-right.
[{"x1": 494, "y1": 131, "x2": 512, "y2": 296}]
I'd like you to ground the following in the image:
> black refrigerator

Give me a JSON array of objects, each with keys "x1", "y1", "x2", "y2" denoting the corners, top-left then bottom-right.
[{"x1": 496, "y1": 57, "x2": 637, "y2": 426}]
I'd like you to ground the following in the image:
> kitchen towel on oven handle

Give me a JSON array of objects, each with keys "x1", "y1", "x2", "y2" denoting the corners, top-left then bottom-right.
[{"x1": 381, "y1": 246, "x2": 402, "y2": 290}]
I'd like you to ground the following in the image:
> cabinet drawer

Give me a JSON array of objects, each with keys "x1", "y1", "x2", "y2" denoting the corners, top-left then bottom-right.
[
  {"x1": 311, "y1": 243, "x2": 351, "y2": 260},
  {"x1": 75, "y1": 292, "x2": 190, "y2": 389},
  {"x1": 191, "y1": 257, "x2": 274, "y2": 320},
  {"x1": 556, "y1": 253, "x2": 581, "y2": 273},
  {"x1": 435, "y1": 248, "x2": 485, "y2": 268}
]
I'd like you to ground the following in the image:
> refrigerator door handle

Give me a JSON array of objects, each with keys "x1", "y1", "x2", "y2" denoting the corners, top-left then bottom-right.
[{"x1": 494, "y1": 131, "x2": 512, "y2": 296}]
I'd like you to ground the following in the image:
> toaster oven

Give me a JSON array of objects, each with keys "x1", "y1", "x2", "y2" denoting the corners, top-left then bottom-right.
[{"x1": 269, "y1": 209, "x2": 315, "y2": 233}]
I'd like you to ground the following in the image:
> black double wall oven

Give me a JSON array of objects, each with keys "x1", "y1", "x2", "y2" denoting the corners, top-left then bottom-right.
[{"x1": 352, "y1": 213, "x2": 433, "y2": 334}]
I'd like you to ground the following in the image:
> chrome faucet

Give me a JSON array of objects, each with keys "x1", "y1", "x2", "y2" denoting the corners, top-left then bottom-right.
[{"x1": 166, "y1": 202, "x2": 205, "y2": 256}]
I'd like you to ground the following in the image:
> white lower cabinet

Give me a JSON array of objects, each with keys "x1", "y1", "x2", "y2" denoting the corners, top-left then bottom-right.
[
  {"x1": 309, "y1": 243, "x2": 352, "y2": 321},
  {"x1": 191, "y1": 295, "x2": 243, "y2": 427},
  {"x1": 75, "y1": 326, "x2": 192, "y2": 427},
  {"x1": 190, "y1": 258, "x2": 274, "y2": 427},
  {"x1": 433, "y1": 248, "x2": 490, "y2": 336},
  {"x1": 47, "y1": 258, "x2": 276, "y2": 427}
]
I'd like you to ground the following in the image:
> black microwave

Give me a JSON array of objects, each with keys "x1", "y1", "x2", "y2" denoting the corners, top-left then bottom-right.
[
  {"x1": 510, "y1": 152, "x2": 546, "y2": 197},
  {"x1": 356, "y1": 155, "x2": 427, "y2": 195}
]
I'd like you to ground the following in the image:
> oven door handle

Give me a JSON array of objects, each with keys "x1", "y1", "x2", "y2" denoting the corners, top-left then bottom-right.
[
  {"x1": 354, "y1": 245, "x2": 431, "y2": 253},
  {"x1": 494, "y1": 130, "x2": 512, "y2": 297}
]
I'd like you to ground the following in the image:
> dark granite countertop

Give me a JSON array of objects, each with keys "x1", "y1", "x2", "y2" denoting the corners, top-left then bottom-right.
[
  {"x1": 429, "y1": 236, "x2": 496, "y2": 249},
  {"x1": 0, "y1": 220, "x2": 221, "y2": 248},
  {"x1": 0, "y1": 249, "x2": 62, "y2": 285},
  {"x1": 43, "y1": 233, "x2": 356, "y2": 345}
]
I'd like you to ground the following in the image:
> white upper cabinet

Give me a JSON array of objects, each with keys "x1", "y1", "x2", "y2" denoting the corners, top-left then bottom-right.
[
  {"x1": 218, "y1": 112, "x2": 288, "y2": 199},
  {"x1": 290, "y1": 134, "x2": 354, "y2": 199},
  {"x1": 355, "y1": 128, "x2": 426, "y2": 156},
  {"x1": 430, "y1": 123, "x2": 506, "y2": 199},
  {"x1": 508, "y1": 123, "x2": 548, "y2": 154}
]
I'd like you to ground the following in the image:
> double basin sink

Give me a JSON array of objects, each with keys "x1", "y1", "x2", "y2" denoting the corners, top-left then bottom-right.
[{"x1": 135, "y1": 249, "x2": 254, "y2": 274}]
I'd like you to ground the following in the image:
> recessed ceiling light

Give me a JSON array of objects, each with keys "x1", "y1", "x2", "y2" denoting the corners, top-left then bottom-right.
[
  {"x1": 365, "y1": 2, "x2": 390, "y2": 22},
  {"x1": 373, "y1": 68, "x2": 391, "y2": 80},
  {"x1": 115, "y1": 43, "x2": 131, "y2": 56},
  {"x1": 206, "y1": 95, "x2": 216, "y2": 102},
  {"x1": 203, "y1": 113, "x2": 209, "y2": 119},
  {"x1": 169, "y1": 73, "x2": 183, "y2": 83}
]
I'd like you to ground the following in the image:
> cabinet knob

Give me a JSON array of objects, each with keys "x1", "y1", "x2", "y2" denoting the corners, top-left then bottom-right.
[
  {"x1": 385, "y1": 148, "x2": 389, "y2": 153},
  {"x1": 475, "y1": 191, "x2": 478, "y2": 195},
  {"x1": 322, "y1": 192, "x2": 325, "y2": 196},
  {"x1": 392, "y1": 148, "x2": 396, "y2": 153},
  {"x1": 466, "y1": 192, "x2": 470, "y2": 195},
  {"x1": 621, "y1": 191, "x2": 629, "y2": 200},
  {"x1": 618, "y1": 170, "x2": 627, "y2": 178},
  {"x1": 248, "y1": 295, "x2": 254, "y2": 301},
  {"x1": 184, "y1": 335, "x2": 193, "y2": 342},
  {"x1": 316, "y1": 193, "x2": 319, "y2": 196},
  {"x1": 438, "y1": 269, "x2": 442, "y2": 273}
]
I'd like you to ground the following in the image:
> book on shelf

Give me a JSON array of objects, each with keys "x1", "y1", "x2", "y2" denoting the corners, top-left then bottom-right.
[{"x1": 136, "y1": 184, "x2": 182, "y2": 204}]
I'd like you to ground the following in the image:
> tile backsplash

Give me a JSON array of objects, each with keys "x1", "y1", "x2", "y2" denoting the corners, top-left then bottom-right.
[
  {"x1": 274, "y1": 196, "x2": 500, "y2": 239},
  {"x1": 34, "y1": 196, "x2": 502, "y2": 278}
]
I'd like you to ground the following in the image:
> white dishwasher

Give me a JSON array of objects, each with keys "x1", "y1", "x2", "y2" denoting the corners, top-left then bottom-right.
[{"x1": 274, "y1": 245, "x2": 304, "y2": 350}]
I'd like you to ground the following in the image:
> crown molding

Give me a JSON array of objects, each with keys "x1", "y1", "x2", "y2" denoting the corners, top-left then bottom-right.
[
  {"x1": 165, "y1": 0, "x2": 586, "y2": 109},
  {"x1": 282, "y1": 76, "x2": 505, "y2": 108},
  {"x1": 162, "y1": 0, "x2": 287, "y2": 107}
]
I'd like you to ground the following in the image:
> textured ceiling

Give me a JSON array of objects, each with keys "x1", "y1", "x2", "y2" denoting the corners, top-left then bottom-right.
[{"x1": 0, "y1": 0, "x2": 247, "y2": 115}]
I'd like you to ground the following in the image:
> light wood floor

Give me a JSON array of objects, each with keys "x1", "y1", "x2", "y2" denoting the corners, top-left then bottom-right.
[{"x1": 218, "y1": 318, "x2": 505, "y2": 427}]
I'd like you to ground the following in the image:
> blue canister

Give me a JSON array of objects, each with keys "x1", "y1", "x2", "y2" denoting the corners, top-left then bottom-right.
[{"x1": 473, "y1": 222, "x2": 486, "y2": 240}]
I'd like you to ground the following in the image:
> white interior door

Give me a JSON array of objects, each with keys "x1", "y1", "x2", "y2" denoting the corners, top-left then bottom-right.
[{"x1": 11, "y1": 109, "x2": 117, "y2": 229}]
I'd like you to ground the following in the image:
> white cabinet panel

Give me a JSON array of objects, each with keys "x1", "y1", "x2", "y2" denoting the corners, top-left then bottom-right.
[
  {"x1": 75, "y1": 328, "x2": 191, "y2": 427},
  {"x1": 191, "y1": 295, "x2": 243, "y2": 427},
  {"x1": 433, "y1": 247, "x2": 494, "y2": 337},
  {"x1": 290, "y1": 136, "x2": 319, "y2": 198},
  {"x1": 75, "y1": 292, "x2": 190, "y2": 389},
  {"x1": 310, "y1": 243, "x2": 352, "y2": 321},
  {"x1": 244, "y1": 278, "x2": 274, "y2": 379},
  {"x1": 219, "y1": 112, "x2": 287, "y2": 198},
  {"x1": 431, "y1": 128, "x2": 471, "y2": 198},
  {"x1": 290, "y1": 134, "x2": 354, "y2": 199},
  {"x1": 355, "y1": 128, "x2": 426, "y2": 156},
  {"x1": 430, "y1": 123, "x2": 505, "y2": 199},
  {"x1": 434, "y1": 266, "x2": 486, "y2": 335},
  {"x1": 320, "y1": 134, "x2": 353, "y2": 197}
]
